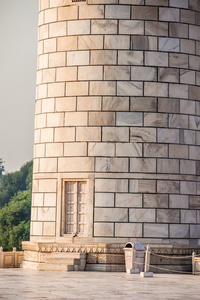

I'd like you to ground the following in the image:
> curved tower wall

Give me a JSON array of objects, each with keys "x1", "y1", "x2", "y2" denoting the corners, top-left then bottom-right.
[{"x1": 31, "y1": 0, "x2": 200, "y2": 246}]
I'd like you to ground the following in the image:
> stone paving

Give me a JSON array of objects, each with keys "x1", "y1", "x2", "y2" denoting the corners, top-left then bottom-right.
[{"x1": 0, "y1": 269, "x2": 200, "y2": 300}]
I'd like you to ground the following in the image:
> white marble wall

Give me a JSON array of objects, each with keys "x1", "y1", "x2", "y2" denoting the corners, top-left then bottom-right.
[{"x1": 31, "y1": 0, "x2": 200, "y2": 244}]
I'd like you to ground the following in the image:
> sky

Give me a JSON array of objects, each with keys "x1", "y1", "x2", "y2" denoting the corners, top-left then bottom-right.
[{"x1": 0, "y1": 0, "x2": 38, "y2": 172}]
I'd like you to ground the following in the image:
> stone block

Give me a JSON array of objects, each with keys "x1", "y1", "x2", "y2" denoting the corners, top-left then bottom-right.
[
  {"x1": 144, "y1": 143, "x2": 168, "y2": 158},
  {"x1": 102, "y1": 127, "x2": 129, "y2": 142},
  {"x1": 189, "y1": 55, "x2": 200, "y2": 71},
  {"x1": 39, "y1": 54, "x2": 48, "y2": 69},
  {"x1": 131, "y1": 66, "x2": 157, "y2": 81},
  {"x1": 95, "y1": 157, "x2": 129, "y2": 172},
  {"x1": 169, "y1": 195, "x2": 189, "y2": 209},
  {"x1": 129, "y1": 208, "x2": 155, "y2": 222},
  {"x1": 157, "y1": 128, "x2": 179, "y2": 143},
  {"x1": 180, "y1": 130, "x2": 195, "y2": 145},
  {"x1": 43, "y1": 222, "x2": 56, "y2": 236},
  {"x1": 44, "y1": 193, "x2": 57, "y2": 207},
  {"x1": 158, "y1": 98, "x2": 179, "y2": 113},
  {"x1": 89, "y1": 112, "x2": 115, "y2": 126},
  {"x1": 78, "y1": 66, "x2": 103, "y2": 81},
  {"x1": 38, "y1": 179, "x2": 57, "y2": 193},
  {"x1": 157, "y1": 180, "x2": 179, "y2": 194},
  {"x1": 91, "y1": 20, "x2": 117, "y2": 34},
  {"x1": 94, "y1": 208, "x2": 128, "y2": 222},
  {"x1": 180, "y1": 160, "x2": 196, "y2": 175},
  {"x1": 39, "y1": 158, "x2": 57, "y2": 173},
  {"x1": 169, "y1": 114, "x2": 188, "y2": 129},
  {"x1": 144, "y1": 112, "x2": 168, "y2": 127},
  {"x1": 118, "y1": 51, "x2": 143, "y2": 65},
  {"x1": 39, "y1": 24, "x2": 48, "y2": 40},
  {"x1": 169, "y1": 144, "x2": 188, "y2": 159},
  {"x1": 57, "y1": 36, "x2": 78, "y2": 51},
  {"x1": 66, "y1": 82, "x2": 88, "y2": 96},
  {"x1": 31, "y1": 208, "x2": 37, "y2": 221},
  {"x1": 67, "y1": 51, "x2": 89, "y2": 66},
  {"x1": 46, "y1": 113, "x2": 64, "y2": 127},
  {"x1": 41, "y1": 128, "x2": 54, "y2": 143},
  {"x1": 64, "y1": 142, "x2": 87, "y2": 157},
  {"x1": 131, "y1": 36, "x2": 157, "y2": 50},
  {"x1": 48, "y1": 83, "x2": 65, "y2": 97},
  {"x1": 38, "y1": 207, "x2": 56, "y2": 222},
  {"x1": 189, "y1": 146, "x2": 200, "y2": 160},
  {"x1": 95, "y1": 193, "x2": 114, "y2": 207},
  {"x1": 144, "y1": 194, "x2": 168, "y2": 208},
  {"x1": 32, "y1": 222, "x2": 43, "y2": 236},
  {"x1": 34, "y1": 144, "x2": 45, "y2": 158},
  {"x1": 181, "y1": 210, "x2": 197, "y2": 223},
  {"x1": 169, "y1": 53, "x2": 188, "y2": 68},
  {"x1": 103, "y1": 97, "x2": 129, "y2": 111},
  {"x1": 77, "y1": 97, "x2": 101, "y2": 111},
  {"x1": 115, "y1": 193, "x2": 142, "y2": 208},
  {"x1": 190, "y1": 225, "x2": 200, "y2": 239},
  {"x1": 78, "y1": 35, "x2": 103, "y2": 50},
  {"x1": 46, "y1": 143, "x2": 63, "y2": 157},
  {"x1": 91, "y1": 50, "x2": 117, "y2": 65},
  {"x1": 116, "y1": 143, "x2": 142, "y2": 157},
  {"x1": 116, "y1": 112, "x2": 143, "y2": 126},
  {"x1": 144, "y1": 224, "x2": 168, "y2": 238},
  {"x1": 55, "y1": 97, "x2": 76, "y2": 112},
  {"x1": 157, "y1": 209, "x2": 179, "y2": 223},
  {"x1": 189, "y1": 25, "x2": 200, "y2": 41},
  {"x1": 58, "y1": 6, "x2": 78, "y2": 21},
  {"x1": 55, "y1": 127, "x2": 75, "y2": 142},
  {"x1": 181, "y1": 9, "x2": 195, "y2": 24},
  {"x1": 129, "y1": 180, "x2": 156, "y2": 193},
  {"x1": 90, "y1": 81, "x2": 116, "y2": 96},
  {"x1": 43, "y1": 69, "x2": 56, "y2": 84},
  {"x1": 95, "y1": 179, "x2": 128, "y2": 193},
  {"x1": 159, "y1": 7, "x2": 179, "y2": 22},
  {"x1": 67, "y1": 20, "x2": 90, "y2": 35},
  {"x1": 105, "y1": 5, "x2": 130, "y2": 19},
  {"x1": 170, "y1": 224, "x2": 189, "y2": 238},
  {"x1": 157, "y1": 159, "x2": 179, "y2": 174},
  {"x1": 190, "y1": 196, "x2": 200, "y2": 209},
  {"x1": 145, "y1": 51, "x2": 168, "y2": 67},
  {"x1": 58, "y1": 157, "x2": 94, "y2": 172},
  {"x1": 180, "y1": 181, "x2": 196, "y2": 195},
  {"x1": 144, "y1": 82, "x2": 168, "y2": 97},
  {"x1": 104, "y1": 66, "x2": 130, "y2": 81},
  {"x1": 44, "y1": 38, "x2": 57, "y2": 53},
  {"x1": 76, "y1": 127, "x2": 101, "y2": 142},
  {"x1": 180, "y1": 39, "x2": 195, "y2": 54},
  {"x1": 65, "y1": 112, "x2": 87, "y2": 126},
  {"x1": 56, "y1": 67, "x2": 77, "y2": 82},
  {"x1": 189, "y1": 86, "x2": 200, "y2": 101},
  {"x1": 169, "y1": 23, "x2": 188, "y2": 38},
  {"x1": 130, "y1": 128, "x2": 156, "y2": 142},
  {"x1": 117, "y1": 82, "x2": 143, "y2": 96},
  {"x1": 115, "y1": 223, "x2": 142, "y2": 237},
  {"x1": 130, "y1": 158, "x2": 156, "y2": 173},
  {"x1": 130, "y1": 97, "x2": 157, "y2": 112},
  {"x1": 49, "y1": 21, "x2": 66, "y2": 37},
  {"x1": 145, "y1": 21, "x2": 168, "y2": 36},
  {"x1": 159, "y1": 37, "x2": 179, "y2": 52},
  {"x1": 79, "y1": 5, "x2": 104, "y2": 19},
  {"x1": 132, "y1": 6, "x2": 158, "y2": 20},
  {"x1": 88, "y1": 143, "x2": 115, "y2": 157},
  {"x1": 104, "y1": 35, "x2": 130, "y2": 50},
  {"x1": 145, "y1": 0, "x2": 168, "y2": 5},
  {"x1": 45, "y1": 8, "x2": 57, "y2": 23},
  {"x1": 94, "y1": 223, "x2": 114, "y2": 237},
  {"x1": 119, "y1": 20, "x2": 144, "y2": 35},
  {"x1": 35, "y1": 114, "x2": 46, "y2": 129},
  {"x1": 180, "y1": 70, "x2": 195, "y2": 85}
]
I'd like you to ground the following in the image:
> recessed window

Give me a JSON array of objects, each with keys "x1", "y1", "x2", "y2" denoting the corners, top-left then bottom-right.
[{"x1": 65, "y1": 181, "x2": 87, "y2": 235}]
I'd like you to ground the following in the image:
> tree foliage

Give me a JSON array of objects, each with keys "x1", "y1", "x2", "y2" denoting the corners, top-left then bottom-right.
[{"x1": 0, "y1": 160, "x2": 32, "y2": 251}]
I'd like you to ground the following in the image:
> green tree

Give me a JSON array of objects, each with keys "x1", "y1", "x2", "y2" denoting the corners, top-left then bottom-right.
[
  {"x1": 0, "y1": 158, "x2": 4, "y2": 182},
  {"x1": 0, "y1": 160, "x2": 32, "y2": 208},
  {"x1": 0, "y1": 190, "x2": 31, "y2": 251}
]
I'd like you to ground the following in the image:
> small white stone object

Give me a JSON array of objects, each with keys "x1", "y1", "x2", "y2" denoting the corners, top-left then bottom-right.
[
  {"x1": 140, "y1": 272, "x2": 153, "y2": 278},
  {"x1": 126, "y1": 269, "x2": 139, "y2": 274}
]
